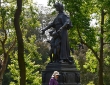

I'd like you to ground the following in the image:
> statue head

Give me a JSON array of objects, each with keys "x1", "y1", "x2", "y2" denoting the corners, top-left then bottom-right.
[{"x1": 54, "y1": 2, "x2": 64, "y2": 12}]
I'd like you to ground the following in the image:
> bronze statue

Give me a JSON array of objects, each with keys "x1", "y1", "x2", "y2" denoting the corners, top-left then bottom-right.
[{"x1": 42, "y1": 2, "x2": 73, "y2": 64}]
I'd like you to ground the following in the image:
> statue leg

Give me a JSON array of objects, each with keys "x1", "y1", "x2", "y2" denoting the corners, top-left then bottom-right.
[
  {"x1": 56, "y1": 45, "x2": 60, "y2": 62},
  {"x1": 53, "y1": 48, "x2": 57, "y2": 62},
  {"x1": 49, "y1": 49, "x2": 53, "y2": 63}
]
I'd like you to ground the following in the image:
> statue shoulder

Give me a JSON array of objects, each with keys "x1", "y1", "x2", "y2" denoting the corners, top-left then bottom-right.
[
  {"x1": 59, "y1": 13, "x2": 69, "y2": 19},
  {"x1": 63, "y1": 12, "x2": 70, "y2": 17}
]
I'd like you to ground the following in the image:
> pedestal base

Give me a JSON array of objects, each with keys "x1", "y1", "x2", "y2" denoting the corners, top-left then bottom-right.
[{"x1": 42, "y1": 63, "x2": 81, "y2": 85}]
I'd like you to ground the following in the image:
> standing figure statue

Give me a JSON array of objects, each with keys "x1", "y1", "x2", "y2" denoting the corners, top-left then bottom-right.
[
  {"x1": 42, "y1": 2, "x2": 73, "y2": 64},
  {"x1": 47, "y1": 29, "x2": 61, "y2": 63}
]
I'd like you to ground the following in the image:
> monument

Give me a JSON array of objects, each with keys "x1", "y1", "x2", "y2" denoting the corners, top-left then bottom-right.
[{"x1": 42, "y1": 2, "x2": 81, "y2": 85}]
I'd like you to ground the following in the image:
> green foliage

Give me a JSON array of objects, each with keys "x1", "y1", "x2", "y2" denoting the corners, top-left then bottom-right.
[
  {"x1": 0, "y1": 6, "x2": 15, "y2": 30},
  {"x1": 104, "y1": 56, "x2": 110, "y2": 65},
  {"x1": 73, "y1": 56, "x2": 80, "y2": 70},
  {"x1": 8, "y1": 35, "x2": 42, "y2": 85},
  {"x1": 87, "y1": 81, "x2": 95, "y2": 85},
  {"x1": 83, "y1": 50, "x2": 98, "y2": 73},
  {"x1": 21, "y1": 5, "x2": 40, "y2": 29}
]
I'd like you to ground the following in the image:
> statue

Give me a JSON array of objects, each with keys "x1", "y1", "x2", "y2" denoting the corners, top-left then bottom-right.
[
  {"x1": 47, "y1": 30, "x2": 61, "y2": 63},
  {"x1": 42, "y1": 2, "x2": 73, "y2": 64}
]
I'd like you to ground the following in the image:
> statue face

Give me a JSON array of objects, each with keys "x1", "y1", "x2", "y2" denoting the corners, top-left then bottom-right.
[{"x1": 55, "y1": 6, "x2": 60, "y2": 12}]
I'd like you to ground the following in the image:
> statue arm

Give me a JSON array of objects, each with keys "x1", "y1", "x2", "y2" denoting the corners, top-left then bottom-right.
[
  {"x1": 57, "y1": 14, "x2": 72, "y2": 33},
  {"x1": 58, "y1": 18, "x2": 72, "y2": 32},
  {"x1": 61, "y1": 19, "x2": 71, "y2": 29},
  {"x1": 41, "y1": 22, "x2": 54, "y2": 35}
]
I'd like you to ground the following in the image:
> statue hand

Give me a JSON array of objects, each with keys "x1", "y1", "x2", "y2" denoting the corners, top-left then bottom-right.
[
  {"x1": 49, "y1": 31, "x2": 54, "y2": 36},
  {"x1": 57, "y1": 27, "x2": 62, "y2": 33},
  {"x1": 41, "y1": 29, "x2": 45, "y2": 35}
]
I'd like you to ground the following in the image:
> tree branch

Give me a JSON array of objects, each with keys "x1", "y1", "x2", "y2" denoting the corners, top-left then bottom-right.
[
  {"x1": 77, "y1": 27, "x2": 100, "y2": 61},
  {"x1": 7, "y1": 38, "x2": 16, "y2": 55},
  {"x1": 1, "y1": 16, "x2": 7, "y2": 44}
]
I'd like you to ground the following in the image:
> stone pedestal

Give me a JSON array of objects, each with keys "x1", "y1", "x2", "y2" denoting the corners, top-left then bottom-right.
[{"x1": 42, "y1": 63, "x2": 81, "y2": 85}]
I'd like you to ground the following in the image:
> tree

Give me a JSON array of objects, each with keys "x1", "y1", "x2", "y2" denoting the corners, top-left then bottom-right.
[
  {"x1": 14, "y1": 0, "x2": 26, "y2": 85},
  {"x1": 0, "y1": 1, "x2": 16, "y2": 85}
]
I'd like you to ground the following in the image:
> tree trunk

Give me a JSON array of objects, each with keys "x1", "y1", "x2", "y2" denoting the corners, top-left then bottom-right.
[
  {"x1": 98, "y1": 9, "x2": 104, "y2": 85},
  {"x1": 99, "y1": 60, "x2": 103, "y2": 85},
  {"x1": 0, "y1": 52, "x2": 8, "y2": 85},
  {"x1": 14, "y1": 0, "x2": 26, "y2": 85}
]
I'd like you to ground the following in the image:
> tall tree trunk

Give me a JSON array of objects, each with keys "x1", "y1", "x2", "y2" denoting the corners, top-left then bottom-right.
[
  {"x1": 14, "y1": 0, "x2": 26, "y2": 85},
  {"x1": 98, "y1": 9, "x2": 104, "y2": 85}
]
